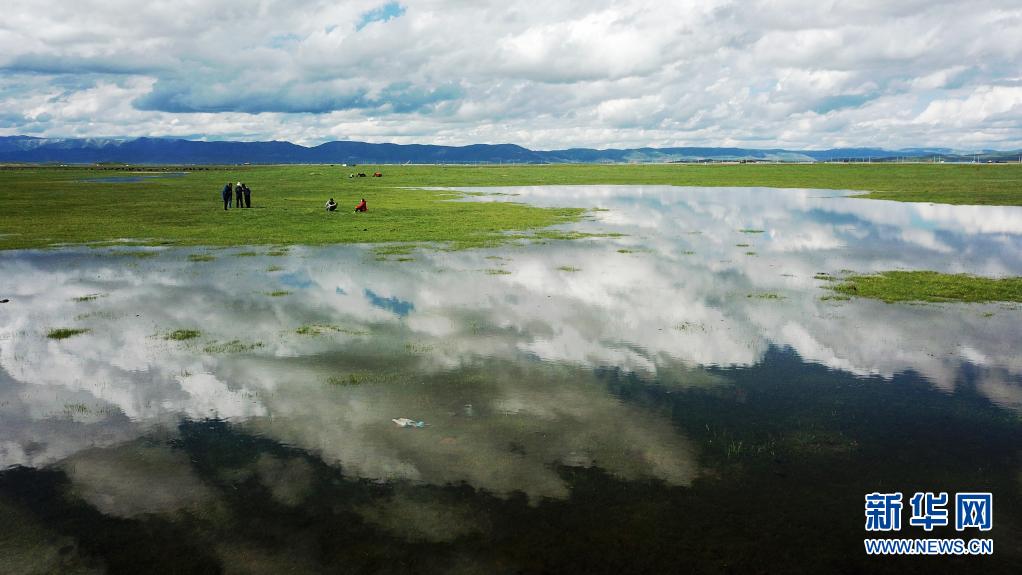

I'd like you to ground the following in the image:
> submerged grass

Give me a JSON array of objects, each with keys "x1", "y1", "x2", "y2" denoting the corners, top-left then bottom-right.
[
  {"x1": 72, "y1": 293, "x2": 103, "y2": 302},
  {"x1": 46, "y1": 328, "x2": 89, "y2": 340},
  {"x1": 828, "y1": 271, "x2": 1022, "y2": 303},
  {"x1": 747, "y1": 293, "x2": 785, "y2": 300},
  {"x1": 166, "y1": 329, "x2": 201, "y2": 341},
  {"x1": 296, "y1": 324, "x2": 369, "y2": 336},
  {"x1": 202, "y1": 340, "x2": 264, "y2": 354},
  {"x1": 6, "y1": 164, "x2": 1016, "y2": 251}
]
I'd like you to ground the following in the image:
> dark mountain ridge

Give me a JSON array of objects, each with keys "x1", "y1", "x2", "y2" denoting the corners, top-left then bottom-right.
[{"x1": 1, "y1": 135, "x2": 1018, "y2": 164}]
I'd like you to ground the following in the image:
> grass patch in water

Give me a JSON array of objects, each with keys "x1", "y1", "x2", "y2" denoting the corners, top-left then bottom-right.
[
  {"x1": 202, "y1": 340, "x2": 264, "y2": 353},
  {"x1": 747, "y1": 293, "x2": 785, "y2": 300},
  {"x1": 266, "y1": 290, "x2": 291, "y2": 297},
  {"x1": 745, "y1": 251, "x2": 757, "y2": 256},
  {"x1": 373, "y1": 244, "x2": 418, "y2": 256},
  {"x1": 405, "y1": 342, "x2": 434, "y2": 353},
  {"x1": 296, "y1": 324, "x2": 369, "y2": 336},
  {"x1": 46, "y1": 328, "x2": 89, "y2": 340},
  {"x1": 166, "y1": 329, "x2": 201, "y2": 341},
  {"x1": 819, "y1": 295, "x2": 851, "y2": 302},
  {"x1": 485, "y1": 269, "x2": 512, "y2": 275},
  {"x1": 124, "y1": 250, "x2": 159, "y2": 259},
  {"x1": 739, "y1": 229, "x2": 765, "y2": 234},
  {"x1": 735, "y1": 243, "x2": 750, "y2": 247},
  {"x1": 266, "y1": 265, "x2": 284, "y2": 272},
  {"x1": 828, "y1": 271, "x2": 1022, "y2": 303},
  {"x1": 557, "y1": 266, "x2": 581, "y2": 272},
  {"x1": 72, "y1": 293, "x2": 103, "y2": 302},
  {"x1": 327, "y1": 371, "x2": 398, "y2": 386},
  {"x1": 188, "y1": 253, "x2": 216, "y2": 262}
]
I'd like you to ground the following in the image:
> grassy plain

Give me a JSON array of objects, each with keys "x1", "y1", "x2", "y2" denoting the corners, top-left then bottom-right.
[
  {"x1": 827, "y1": 271, "x2": 1022, "y2": 303},
  {"x1": 0, "y1": 163, "x2": 1020, "y2": 251}
]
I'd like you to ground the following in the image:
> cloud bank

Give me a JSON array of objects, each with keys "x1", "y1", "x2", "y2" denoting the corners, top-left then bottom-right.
[{"x1": 1, "y1": 0, "x2": 1020, "y2": 148}]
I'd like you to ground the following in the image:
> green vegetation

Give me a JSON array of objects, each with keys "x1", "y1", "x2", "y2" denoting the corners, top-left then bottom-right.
[
  {"x1": 485, "y1": 268, "x2": 512, "y2": 275},
  {"x1": 2, "y1": 164, "x2": 1019, "y2": 251},
  {"x1": 202, "y1": 340, "x2": 264, "y2": 353},
  {"x1": 557, "y1": 265, "x2": 581, "y2": 272},
  {"x1": 739, "y1": 229, "x2": 765, "y2": 234},
  {"x1": 296, "y1": 324, "x2": 368, "y2": 336},
  {"x1": 326, "y1": 371, "x2": 398, "y2": 386},
  {"x1": 828, "y1": 271, "x2": 1022, "y2": 303},
  {"x1": 72, "y1": 293, "x2": 102, "y2": 302},
  {"x1": 188, "y1": 253, "x2": 216, "y2": 262},
  {"x1": 46, "y1": 328, "x2": 89, "y2": 340},
  {"x1": 166, "y1": 329, "x2": 201, "y2": 341},
  {"x1": 266, "y1": 290, "x2": 291, "y2": 297},
  {"x1": 123, "y1": 250, "x2": 159, "y2": 258},
  {"x1": 747, "y1": 293, "x2": 785, "y2": 300},
  {"x1": 405, "y1": 342, "x2": 434, "y2": 353}
]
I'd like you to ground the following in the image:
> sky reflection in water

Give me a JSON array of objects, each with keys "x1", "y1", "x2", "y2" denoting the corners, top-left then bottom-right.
[{"x1": 1, "y1": 186, "x2": 1021, "y2": 571}]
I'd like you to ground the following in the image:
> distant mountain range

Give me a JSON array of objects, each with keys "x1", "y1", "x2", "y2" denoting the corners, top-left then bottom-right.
[{"x1": 1, "y1": 135, "x2": 1019, "y2": 165}]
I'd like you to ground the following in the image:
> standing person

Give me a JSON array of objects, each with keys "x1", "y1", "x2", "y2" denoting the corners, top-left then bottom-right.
[
  {"x1": 222, "y1": 182, "x2": 233, "y2": 210},
  {"x1": 235, "y1": 181, "x2": 244, "y2": 208},
  {"x1": 243, "y1": 183, "x2": 252, "y2": 208}
]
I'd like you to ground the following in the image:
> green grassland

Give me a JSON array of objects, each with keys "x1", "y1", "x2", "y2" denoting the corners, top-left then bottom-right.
[
  {"x1": 0, "y1": 163, "x2": 1020, "y2": 250},
  {"x1": 827, "y1": 271, "x2": 1022, "y2": 303}
]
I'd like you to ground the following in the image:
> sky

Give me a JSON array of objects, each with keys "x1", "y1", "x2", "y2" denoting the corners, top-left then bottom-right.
[{"x1": 1, "y1": 0, "x2": 1021, "y2": 150}]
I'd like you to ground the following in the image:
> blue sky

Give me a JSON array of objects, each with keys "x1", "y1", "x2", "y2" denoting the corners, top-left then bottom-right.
[{"x1": 1, "y1": 0, "x2": 1020, "y2": 150}]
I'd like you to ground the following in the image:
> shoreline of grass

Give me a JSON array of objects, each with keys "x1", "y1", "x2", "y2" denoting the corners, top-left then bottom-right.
[
  {"x1": 826, "y1": 271, "x2": 1022, "y2": 303},
  {"x1": 1, "y1": 164, "x2": 1019, "y2": 251}
]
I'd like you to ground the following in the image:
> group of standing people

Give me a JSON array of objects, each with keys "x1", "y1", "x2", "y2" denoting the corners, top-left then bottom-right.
[{"x1": 221, "y1": 182, "x2": 252, "y2": 210}]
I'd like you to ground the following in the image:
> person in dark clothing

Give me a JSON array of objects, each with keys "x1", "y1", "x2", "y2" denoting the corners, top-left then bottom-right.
[
  {"x1": 243, "y1": 184, "x2": 252, "y2": 208},
  {"x1": 222, "y1": 183, "x2": 233, "y2": 210},
  {"x1": 235, "y1": 182, "x2": 244, "y2": 207},
  {"x1": 326, "y1": 198, "x2": 337, "y2": 211},
  {"x1": 354, "y1": 198, "x2": 367, "y2": 212}
]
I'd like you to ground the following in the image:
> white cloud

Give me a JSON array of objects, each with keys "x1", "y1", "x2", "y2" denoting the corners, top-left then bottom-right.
[{"x1": 0, "y1": 0, "x2": 1020, "y2": 148}]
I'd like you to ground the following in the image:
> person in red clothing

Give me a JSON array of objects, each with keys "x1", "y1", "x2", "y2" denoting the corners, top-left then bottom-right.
[{"x1": 354, "y1": 198, "x2": 367, "y2": 212}]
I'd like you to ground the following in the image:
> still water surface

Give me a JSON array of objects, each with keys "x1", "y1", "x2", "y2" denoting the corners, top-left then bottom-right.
[{"x1": 1, "y1": 186, "x2": 1021, "y2": 573}]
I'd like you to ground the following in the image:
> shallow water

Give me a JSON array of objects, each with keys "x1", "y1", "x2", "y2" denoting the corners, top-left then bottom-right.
[{"x1": 1, "y1": 186, "x2": 1021, "y2": 573}]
